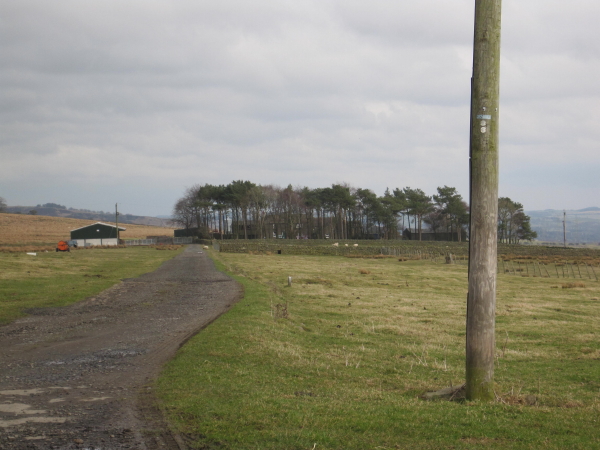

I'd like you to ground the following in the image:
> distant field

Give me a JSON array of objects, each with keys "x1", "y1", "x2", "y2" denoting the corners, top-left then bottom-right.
[
  {"x1": 0, "y1": 213, "x2": 176, "y2": 247},
  {"x1": 217, "y1": 240, "x2": 600, "y2": 279}
]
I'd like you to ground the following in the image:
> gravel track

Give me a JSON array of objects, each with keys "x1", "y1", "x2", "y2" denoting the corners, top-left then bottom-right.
[{"x1": 0, "y1": 245, "x2": 242, "y2": 449}]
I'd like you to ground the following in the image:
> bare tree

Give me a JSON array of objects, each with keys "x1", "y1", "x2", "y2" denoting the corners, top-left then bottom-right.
[{"x1": 171, "y1": 196, "x2": 195, "y2": 230}]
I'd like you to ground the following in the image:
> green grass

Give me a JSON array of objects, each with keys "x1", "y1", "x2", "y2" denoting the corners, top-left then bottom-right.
[
  {"x1": 157, "y1": 251, "x2": 600, "y2": 450},
  {"x1": 0, "y1": 246, "x2": 184, "y2": 324}
]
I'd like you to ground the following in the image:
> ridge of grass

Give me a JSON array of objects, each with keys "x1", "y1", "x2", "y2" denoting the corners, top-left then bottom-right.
[{"x1": 157, "y1": 251, "x2": 600, "y2": 449}]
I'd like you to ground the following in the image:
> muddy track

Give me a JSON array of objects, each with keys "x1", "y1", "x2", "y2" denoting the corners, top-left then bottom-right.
[{"x1": 0, "y1": 245, "x2": 242, "y2": 449}]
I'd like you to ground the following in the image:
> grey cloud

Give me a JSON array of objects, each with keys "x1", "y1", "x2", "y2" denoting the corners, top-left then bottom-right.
[{"x1": 1, "y1": 0, "x2": 599, "y2": 216}]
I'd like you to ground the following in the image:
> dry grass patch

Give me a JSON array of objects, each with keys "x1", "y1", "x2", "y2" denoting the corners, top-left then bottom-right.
[
  {"x1": 346, "y1": 255, "x2": 395, "y2": 259},
  {"x1": 303, "y1": 277, "x2": 333, "y2": 285}
]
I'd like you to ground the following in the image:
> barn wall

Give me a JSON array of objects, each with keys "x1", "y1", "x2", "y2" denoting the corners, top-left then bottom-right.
[{"x1": 72, "y1": 238, "x2": 119, "y2": 247}]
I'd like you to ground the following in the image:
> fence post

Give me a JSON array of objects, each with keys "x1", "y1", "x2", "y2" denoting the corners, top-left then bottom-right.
[
  {"x1": 584, "y1": 263, "x2": 591, "y2": 280},
  {"x1": 590, "y1": 264, "x2": 598, "y2": 281}
]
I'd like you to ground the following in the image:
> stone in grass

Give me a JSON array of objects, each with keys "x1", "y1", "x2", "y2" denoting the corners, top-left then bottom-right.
[{"x1": 422, "y1": 384, "x2": 466, "y2": 401}]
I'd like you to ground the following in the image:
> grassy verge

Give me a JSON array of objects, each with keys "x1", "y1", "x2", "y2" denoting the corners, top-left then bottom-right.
[
  {"x1": 0, "y1": 246, "x2": 184, "y2": 324},
  {"x1": 157, "y1": 251, "x2": 600, "y2": 449}
]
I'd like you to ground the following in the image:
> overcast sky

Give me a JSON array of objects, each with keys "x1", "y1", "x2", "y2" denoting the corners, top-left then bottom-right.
[{"x1": 1, "y1": 1, "x2": 598, "y2": 217}]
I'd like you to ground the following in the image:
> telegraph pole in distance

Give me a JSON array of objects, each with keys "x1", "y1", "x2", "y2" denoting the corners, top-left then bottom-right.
[
  {"x1": 467, "y1": 0, "x2": 502, "y2": 401},
  {"x1": 563, "y1": 210, "x2": 567, "y2": 248},
  {"x1": 115, "y1": 203, "x2": 120, "y2": 243}
]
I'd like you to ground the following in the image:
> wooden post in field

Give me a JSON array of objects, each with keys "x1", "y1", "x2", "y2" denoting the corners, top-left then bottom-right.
[
  {"x1": 115, "y1": 203, "x2": 120, "y2": 243},
  {"x1": 563, "y1": 211, "x2": 567, "y2": 248},
  {"x1": 467, "y1": 0, "x2": 502, "y2": 401}
]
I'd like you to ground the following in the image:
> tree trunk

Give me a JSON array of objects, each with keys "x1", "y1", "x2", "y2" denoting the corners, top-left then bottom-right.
[{"x1": 219, "y1": 209, "x2": 223, "y2": 240}]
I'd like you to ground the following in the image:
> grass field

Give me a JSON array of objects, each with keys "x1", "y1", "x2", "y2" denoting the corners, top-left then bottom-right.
[
  {"x1": 0, "y1": 246, "x2": 184, "y2": 324},
  {"x1": 0, "y1": 213, "x2": 175, "y2": 249},
  {"x1": 157, "y1": 250, "x2": 600, "y2": 450}
]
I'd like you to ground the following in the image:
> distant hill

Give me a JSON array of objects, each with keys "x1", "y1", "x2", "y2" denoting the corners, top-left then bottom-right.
[
  {"x1": 527, "y1": 208, "x2": 600, "y2": 244},
  {"x1": 577, "y1": 207, "x2": 600, "y2": 212},
  {"x1": 6, "y1": 204, "x2": 173, "y2": 228}
]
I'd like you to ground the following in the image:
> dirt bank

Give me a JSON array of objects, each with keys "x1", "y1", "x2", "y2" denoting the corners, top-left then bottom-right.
[{"x1": 0, "y1": 245, "x2": 242, "y2": 449}]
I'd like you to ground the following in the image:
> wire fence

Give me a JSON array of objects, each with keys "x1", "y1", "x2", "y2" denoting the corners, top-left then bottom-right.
[
  {"x1": 213, "y1": 241, "x2": 598, "y2": 282},
  {"x1": 126, "y1": 239, "x2": 156, "y2": 246},
  {"x1": 125, "y1": 237, "x2": 193, "y2": 246},
  {"x1": 498, "y1": 260, "x2": 598, "y2": 281}
]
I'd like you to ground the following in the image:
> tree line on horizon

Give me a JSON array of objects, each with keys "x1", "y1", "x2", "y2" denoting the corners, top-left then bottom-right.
[{"x1": 171, "y1": 181, "x2": 536, "y2": 243}]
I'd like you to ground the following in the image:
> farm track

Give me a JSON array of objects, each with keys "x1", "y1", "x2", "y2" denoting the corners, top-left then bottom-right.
[{"x1": 0, "y1": 245, "x2": 242, "y2": 449}]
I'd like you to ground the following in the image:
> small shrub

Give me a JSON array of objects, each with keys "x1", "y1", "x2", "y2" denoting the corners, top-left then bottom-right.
[
  {"x1": 273, "y1": 303, "x2": 288, "y2": 319},
  {"x1": 562, "y1": 282, "x2": 585, "y2": 289},
  {"x1": 359, "y1": 269, "x2": 371, "y2": 275}
]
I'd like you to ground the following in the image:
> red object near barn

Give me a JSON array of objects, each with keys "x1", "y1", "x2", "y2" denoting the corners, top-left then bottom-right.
[{"x1": 56, "y1": 241, "x2": 70, "y2": 252}]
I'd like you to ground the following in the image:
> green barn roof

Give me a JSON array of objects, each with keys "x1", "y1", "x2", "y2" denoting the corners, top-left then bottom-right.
[{"x1": 70, "y1": 222, "x2": 126, "y2": 240}]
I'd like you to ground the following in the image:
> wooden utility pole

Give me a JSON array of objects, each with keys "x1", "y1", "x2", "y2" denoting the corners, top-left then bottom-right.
[
  {"x1": 563, "y1": 210, "x2": 567, "y2": 248},
  {"x1": 115, "y1": 203, "x2": 120, "y2": 243},
  {"x1": 467, "y1": 0, "x2": 502, "y2": 401}
]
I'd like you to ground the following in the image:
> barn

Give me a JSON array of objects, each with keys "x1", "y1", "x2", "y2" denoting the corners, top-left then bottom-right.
[{"x1": 70, "y1": 222, "x2": 126, "y2": 247}]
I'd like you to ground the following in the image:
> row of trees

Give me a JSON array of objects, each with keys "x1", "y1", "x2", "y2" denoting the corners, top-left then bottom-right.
[
  {"x1": 172, "y1": 181, "x2": 535, "y2": 243},
  {"x1": 172, "y1": 182, "x2": 469, "y2": 241}
]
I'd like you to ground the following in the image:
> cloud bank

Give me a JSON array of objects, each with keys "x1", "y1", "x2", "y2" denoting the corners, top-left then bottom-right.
[{"x1": 1, "y1": 0, "x2": 599, "y2": 216}]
